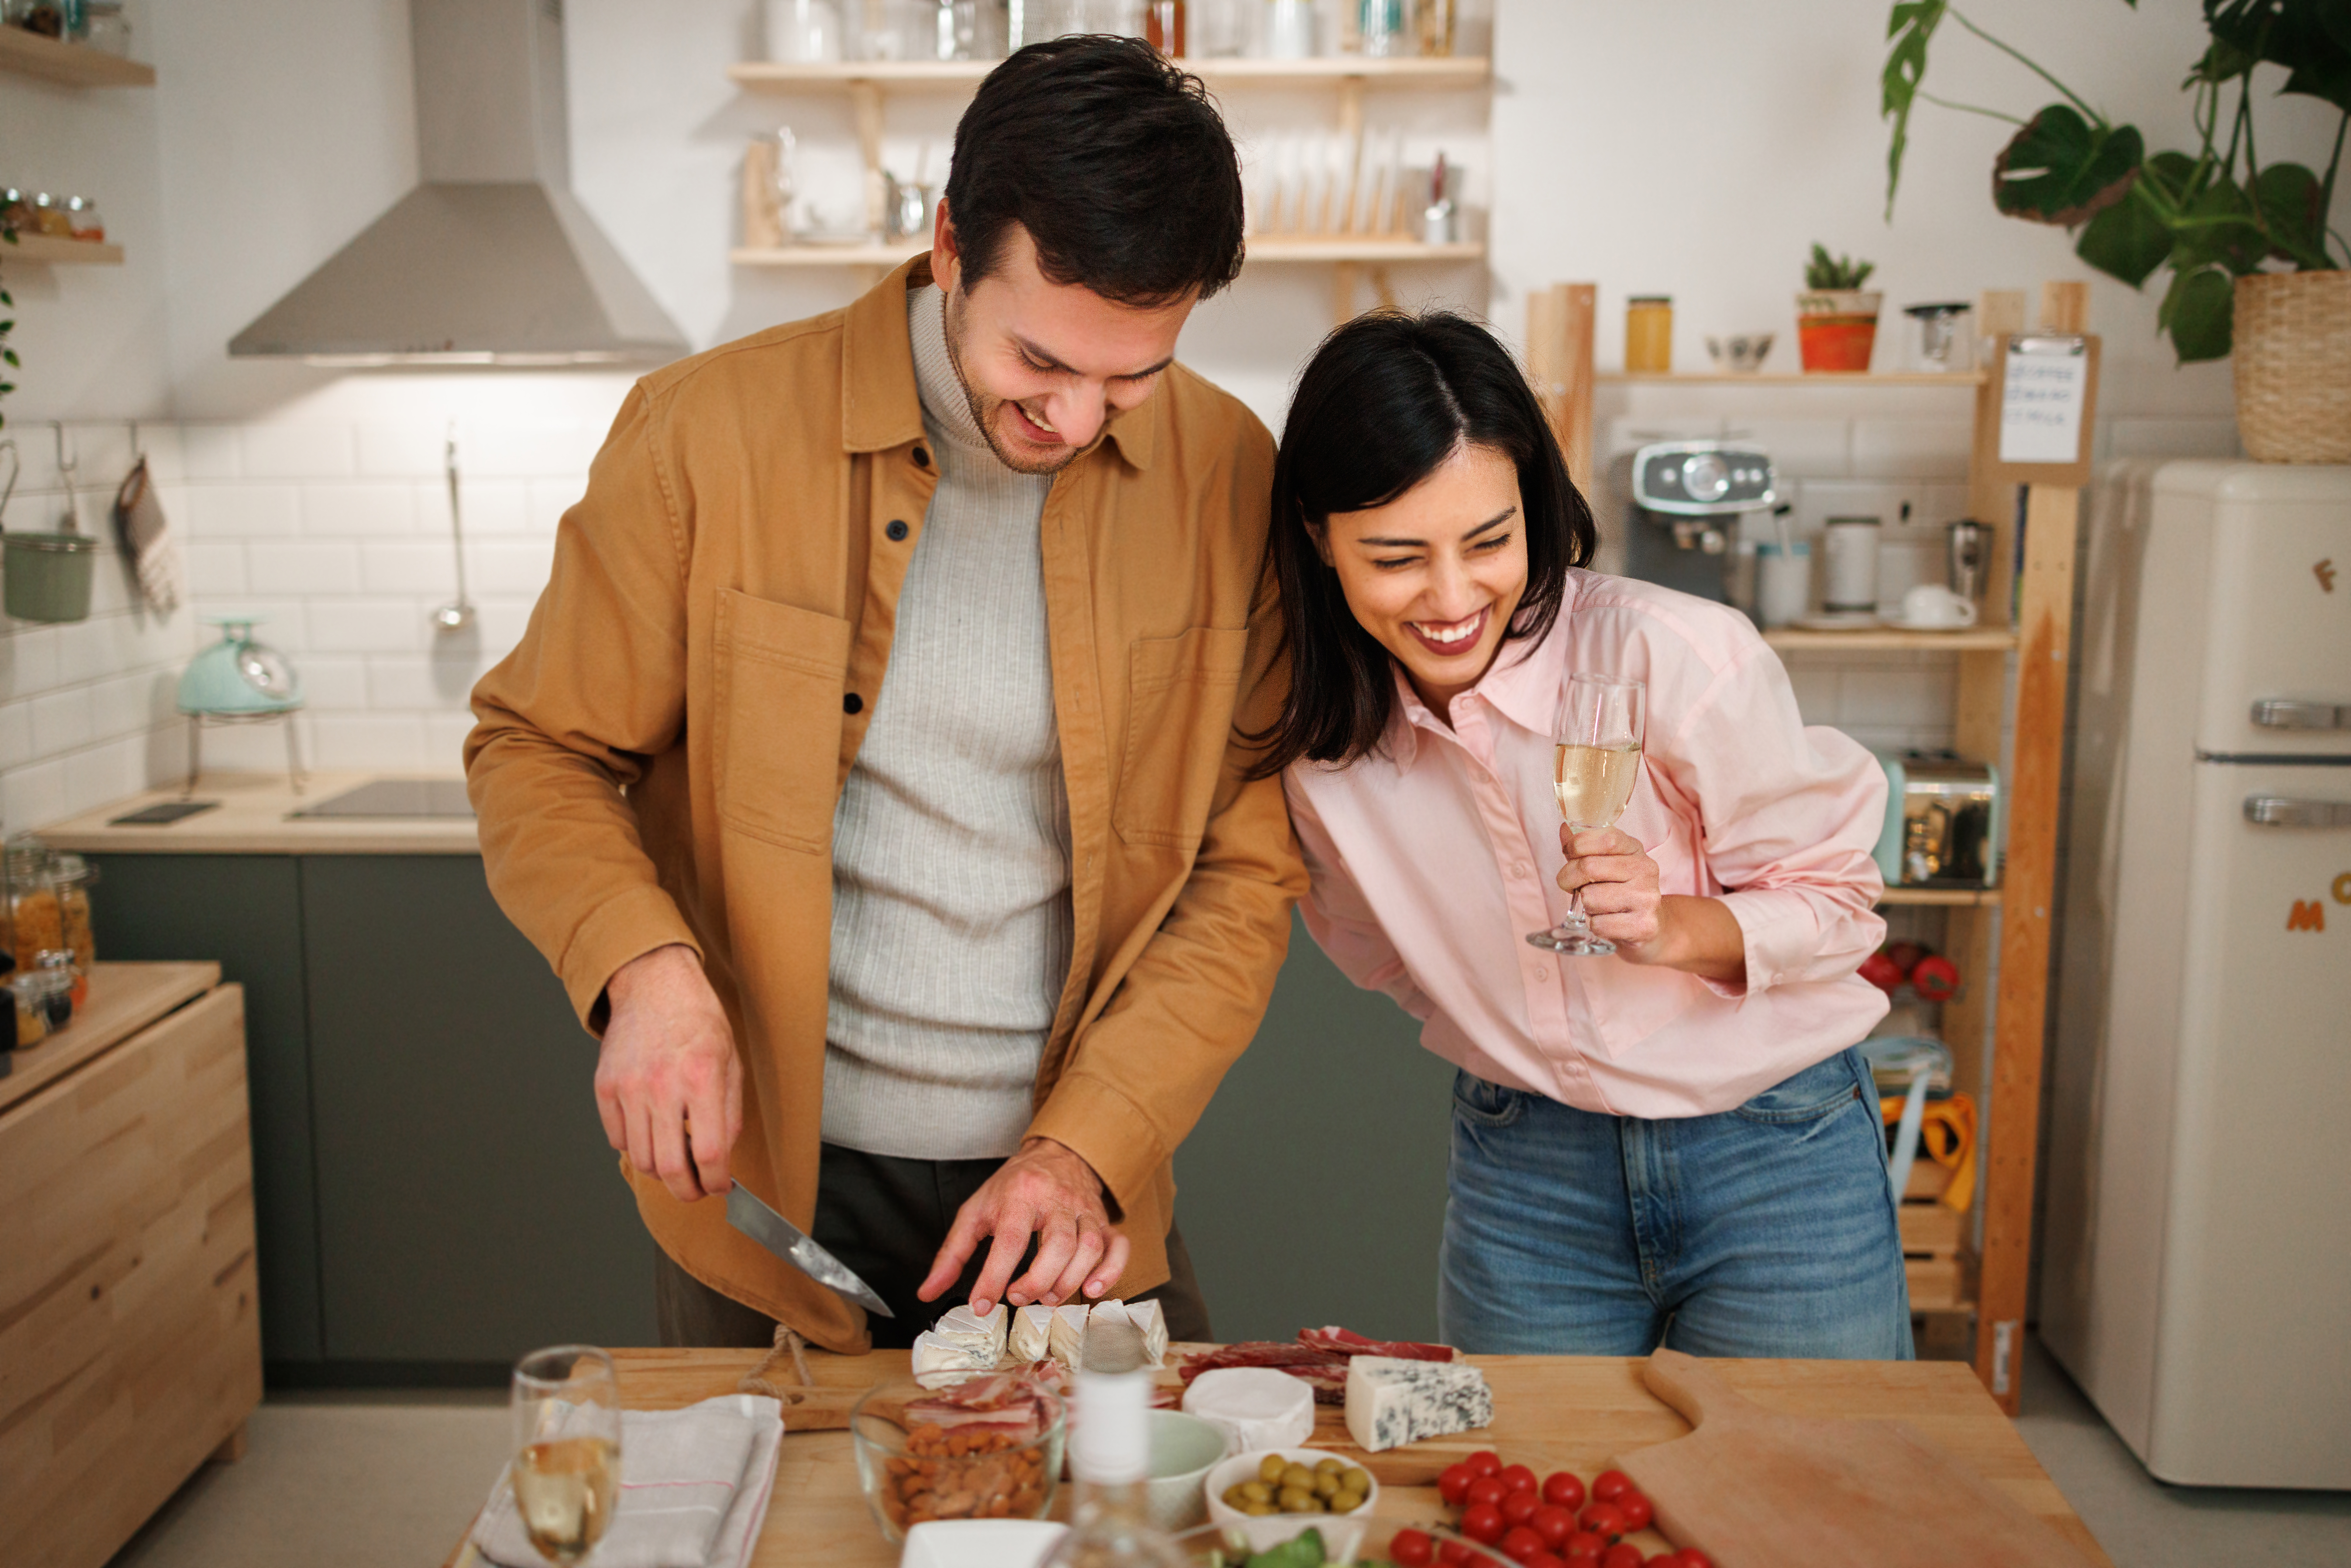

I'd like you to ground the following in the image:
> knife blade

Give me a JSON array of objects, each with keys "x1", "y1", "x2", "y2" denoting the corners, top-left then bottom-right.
[{"x1": 725, "y1": 1184, "x2": 895, "y2": 1319}]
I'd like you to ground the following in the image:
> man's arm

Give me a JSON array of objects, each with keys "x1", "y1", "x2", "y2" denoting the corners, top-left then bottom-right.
[{"x1": 465, "y1": 386, "x2": 742, "y2": 1203}]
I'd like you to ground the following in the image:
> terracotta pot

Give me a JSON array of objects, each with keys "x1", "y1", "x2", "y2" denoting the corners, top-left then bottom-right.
[
  {"x1": 2233, "y1": 271, "x2": 2351, "y2": 463},
  {"x1": 1796, "y1": 289, "x2": 1882, "y2": 373}
]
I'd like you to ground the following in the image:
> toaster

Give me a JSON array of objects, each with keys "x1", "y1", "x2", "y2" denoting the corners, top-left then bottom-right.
[{"x1": 1873, "y1": 750, "x2": 2001, "y2": 889}]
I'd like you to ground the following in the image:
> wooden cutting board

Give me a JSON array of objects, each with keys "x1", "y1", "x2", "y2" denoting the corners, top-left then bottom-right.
[{"x1": 1614, "y1": 1350, "x2": 2089, "y2": 1568}]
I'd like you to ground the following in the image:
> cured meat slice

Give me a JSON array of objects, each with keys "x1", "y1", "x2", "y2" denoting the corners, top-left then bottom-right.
[
  {"x1": 1178, "y1": 1342, "x2": 1351, "y2": 1404},
  {"x1": 1298, "y1": 1325, "x2": 1456, "y2": 1363},
  {"x1": 901, "y1": 1369, "x2": 1057, "y2": 1440}
]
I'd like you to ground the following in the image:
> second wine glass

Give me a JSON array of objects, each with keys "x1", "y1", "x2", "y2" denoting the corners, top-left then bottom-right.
[
  {"x1": 1528, "y1": 673, "x2": 1646, "y2": 958},
  {"x1": 510, "y1": 1345, "x2": 622, "y2": 1566}
]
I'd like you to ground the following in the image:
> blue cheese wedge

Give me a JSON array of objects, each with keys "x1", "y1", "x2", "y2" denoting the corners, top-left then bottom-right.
[
  {"x1": 909, "y1": 1330, "x2": 997, "y2": 1388},
  {"x1": 1343, "y1": 1356, "x2": 1493, "y2": 1453}
]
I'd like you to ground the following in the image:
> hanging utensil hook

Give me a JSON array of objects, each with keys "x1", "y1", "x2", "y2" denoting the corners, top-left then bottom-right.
[
  {"x1": 52, "y1": 420, "x2": 82, "y2": 534},
  {"x1": 432, "y1": 420, "x2": 475, "y2": 633}
]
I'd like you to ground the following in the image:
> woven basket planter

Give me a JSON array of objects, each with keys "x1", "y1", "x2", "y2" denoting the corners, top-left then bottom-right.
[{"x1": 2234, "y1": 271, "x2": 2351, "y2": 464}]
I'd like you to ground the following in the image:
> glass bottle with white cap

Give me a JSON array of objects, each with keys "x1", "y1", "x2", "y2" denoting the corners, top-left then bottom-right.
[{"x1": 1040, "y1": 1370, "x2": 1189, "y2": 1568}]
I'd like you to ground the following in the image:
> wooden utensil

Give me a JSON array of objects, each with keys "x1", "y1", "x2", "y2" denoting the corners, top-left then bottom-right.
[{"x1": 1615, "y1": 1349, "x2": 2089, "y2": 1568}]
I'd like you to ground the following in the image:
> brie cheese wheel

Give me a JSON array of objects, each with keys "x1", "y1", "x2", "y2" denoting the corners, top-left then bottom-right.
[
  {"x1": 1343, "y1": 1355, "x2": 1493, "y2": 1453},
  {"x1": 909, "y1": 1330, "x2": 996, "y2": 1389},
  {"x1": 1081, "y1": 1299, "x2": 1169, "y2": 1369},
  {"x1": 1182, "y1": 1366, "x2": 1315, "y2": 1453},
  {"x1": 1048, "y1": 1303, "x2": 1090, "y2": 1371},
  {"x1": 1008, "y1": 1303, "x2": 1055, "y2": 1363},
  {"x1": 931, "y1": 1302, "x2": 1008, "y2": 1361}
]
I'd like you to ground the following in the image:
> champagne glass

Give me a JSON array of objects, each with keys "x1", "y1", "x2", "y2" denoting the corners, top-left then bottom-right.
[
  {"x1": 1528, "y1": 674, "x2": 1646, "y2": 957},
  {"x1": 510, "y1": 1346, "x2": 621, "y2": 1565}
]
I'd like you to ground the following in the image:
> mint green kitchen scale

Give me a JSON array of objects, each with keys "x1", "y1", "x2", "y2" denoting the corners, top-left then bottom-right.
[{"x1": 177, "y1": 615, "x2": 306, "y2": 794}]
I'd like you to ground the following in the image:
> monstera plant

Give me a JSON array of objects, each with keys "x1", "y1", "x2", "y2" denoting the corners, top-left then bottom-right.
[{"x1": 1882, "y1": 0, "x2": 2349, "y2": 362}]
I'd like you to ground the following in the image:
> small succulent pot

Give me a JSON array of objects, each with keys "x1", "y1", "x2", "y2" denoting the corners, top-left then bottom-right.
[
  {"x1": 1796, "y1": 289, "x2": 1883, "y2": 373},
  {"x1": 3, "y1": 530, "x2": 100, "y2": 623}
]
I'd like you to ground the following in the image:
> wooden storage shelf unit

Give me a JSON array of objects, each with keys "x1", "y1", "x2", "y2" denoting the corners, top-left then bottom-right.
[
  {"x1": 733, "y1": 237, "x2": 1483, "y2": 268},
  {"x1": 0, "y1": 962, "x2": 261, "y2": 1568},
  {"x1": 728, "y1": 54, "x2": 1491, "y2": 91},
  {"x1": 1541, "y1": 283, "x2": 2097, "y2": 1412},
  {"x1": 6, "y1": 233, "x2": 124, "y2": 264},
  {"x1": 0, "y1": 25, "x2": 154, "y2": 87},
  {"x1": 1598, "y1": 370, "x2": 1988, "y2": 388}
]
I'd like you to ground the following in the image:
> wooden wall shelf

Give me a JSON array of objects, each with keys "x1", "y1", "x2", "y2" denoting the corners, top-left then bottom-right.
[
  {"x1": 732, "y1": 238, "x2": 1483, "y2": 269},
  {"x1": 729, "y1": 55, "x2": 1490, "y2": 92},
  {"x1": 6, "y1": 232, "x2": 124, "y2": 265},
  {"x1": 1881, "y1": 887, "x2": 2003, "y2": 908},
  {"x1": 1599, "y1": 370, "x2": 1987, "y2": 388},
  {"x1": 1763, "y1": 628, "x2": 2018, "y2": 653},
  {"x1": 0, "y1": 26, "x2": 154, "y2": 87}
]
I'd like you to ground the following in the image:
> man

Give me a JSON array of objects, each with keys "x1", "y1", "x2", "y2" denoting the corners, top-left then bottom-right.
[{"x1": 465, "y1": 37, "x2": 1303, "y2": 1353}]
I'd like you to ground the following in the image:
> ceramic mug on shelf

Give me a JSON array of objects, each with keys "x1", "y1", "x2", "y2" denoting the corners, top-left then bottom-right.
[{"x1": 1900, "y1": 583, "x2": 1979, "y2": 629}]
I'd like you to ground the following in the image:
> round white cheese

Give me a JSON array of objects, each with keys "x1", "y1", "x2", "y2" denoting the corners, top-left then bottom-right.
[{"x1": 1181, "y1": 1367, "x2": 1316, "y2": 1454}]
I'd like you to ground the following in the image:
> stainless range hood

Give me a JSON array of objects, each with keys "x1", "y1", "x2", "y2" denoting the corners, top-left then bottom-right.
[{"x1": 231, "y1": 0, "x2": 687, "y2": 367}]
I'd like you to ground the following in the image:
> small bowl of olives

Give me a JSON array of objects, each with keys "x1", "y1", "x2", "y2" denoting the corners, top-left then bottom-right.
[{"x1": 1202, "y1": 1446, "x2": 1380, "y2": 1561}]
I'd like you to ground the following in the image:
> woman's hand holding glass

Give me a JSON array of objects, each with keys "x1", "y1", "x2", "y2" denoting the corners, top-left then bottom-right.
[{"x1": 1555, "y1": 824, "x2": 1665, "y2": 951}]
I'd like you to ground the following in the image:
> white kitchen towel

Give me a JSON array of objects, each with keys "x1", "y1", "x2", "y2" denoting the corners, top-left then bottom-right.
[
  {"x1": 111, "y1": 455, "x2": 184, "y2": 614},
  {"x1": 471, "y1": 1395, "x2": 783, "y2": 1568}
]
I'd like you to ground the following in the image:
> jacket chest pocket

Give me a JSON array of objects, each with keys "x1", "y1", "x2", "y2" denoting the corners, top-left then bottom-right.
[
  {"x1": 1112, "y1": 626, "x2": 1250, "y2": 849},
  {"x1": 714, "y1": 588, "x2": 855, "y2": 853}
]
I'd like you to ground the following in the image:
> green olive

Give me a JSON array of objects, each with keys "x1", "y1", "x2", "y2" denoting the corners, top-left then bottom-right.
[
  {"x1": 1311, "y1": 1470, "x2": 1339, "y2": 1498},
  {"x1": 1278, "y1": 1486, "x2": 1319, "y2": 1513},
  {"x1": 1238, "y1": 1481, "x2": 1273, "y2": 1505},
  {"x1": 1221, "y1": 1485, "x2": 1246, "y2": 1508},
  {"x1": 1258, "y1": 1455, "x2": 1287, "y2": 1486},
  {"x1": 1243, "y1": 1502, "x2": 1279, "y2": 1518},
  {"x1": 1315, "y1": 1457, "x2": 1345, "y2": 1477},
  {"x1": 1330, "y1": 1489, "x2": 1365, "y2": 1515},
  {"x1": 1343, "y1": 1468, "x2": 1372, "y2": 1496},
  {"x1": 1281, "y1": 1463, "x2": 1318, "y2": 1493}
]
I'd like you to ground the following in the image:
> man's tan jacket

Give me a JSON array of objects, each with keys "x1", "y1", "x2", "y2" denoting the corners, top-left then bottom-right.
[{"x1": 465, "y1": 258, "x2": 1304, "y2": 1352}]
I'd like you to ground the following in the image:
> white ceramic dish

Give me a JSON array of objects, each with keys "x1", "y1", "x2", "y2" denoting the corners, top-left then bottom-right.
[
  {"x1": 1145, "y1": 1410, "x2": 1232, "y2": 1534},
  {"x1": 1201, "y1": 1447, "x2": 1379, "y2": 1561},
  {"x1": 1793, "y1": 611, "x2": 1882, "y2": 632},
  {"x1": 897, "y1": 1518, "x2": 1067, "y2": 1568}
]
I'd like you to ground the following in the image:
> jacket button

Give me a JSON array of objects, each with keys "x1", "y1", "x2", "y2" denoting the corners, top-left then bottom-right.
[
  {"x1": 843, "y1": 693, "x2": 864, "y2": 715},
  {"x1": 912, "y1": 446, "x2": 931, "y2": 467},
  {"x1": 885, "y1": 519, "x2": 909, "y2": 541}
]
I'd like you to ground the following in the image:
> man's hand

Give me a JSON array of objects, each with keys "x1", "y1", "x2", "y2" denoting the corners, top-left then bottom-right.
[
  {"x1": 596, "y1": 944, "x2": 743, "y2": 1204},
  {"x1": 918, "y1": 1137, "x2": 1128, "y2": 1318}
]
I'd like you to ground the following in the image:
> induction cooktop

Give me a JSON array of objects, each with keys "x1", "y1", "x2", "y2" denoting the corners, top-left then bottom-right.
[{"x1": 290, "y1": 778, "x2": 476, "y2": 819}]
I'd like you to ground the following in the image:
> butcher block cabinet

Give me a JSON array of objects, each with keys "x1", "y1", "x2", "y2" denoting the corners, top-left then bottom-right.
[{"x1": 0, "y1": 962, "x2": 262, "y2": 1568}]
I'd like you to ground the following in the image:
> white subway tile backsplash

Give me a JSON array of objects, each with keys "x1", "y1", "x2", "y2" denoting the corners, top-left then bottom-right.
[
  {"x1": 0, "y1": 700, "x2": 30, "y2": 764},
  {"x1": 470, "y1": 538, "x2": 557, "y2": 597},
  {"x1": 359, "y1": 539, "x2": 463, "y2": 598},
  {"x1": 248, "y1": 540, "x2": 363, "y2": 596},
  {"x1": 527, "y1": 477, "x2": 587, "y2": 533},
  {"x1": 302, "y1": 482, "x2": 418, "y2": 537},
  {"x1": 367, "y1": 652, "x2": 487, "y2": 711},
  {"x1": 1841, "y1": 665, "x2": 1953, "y2": 729},
  {"x1": 184, "y1": 541, "x2": 250, "y2": 597},
  {"x1": 63, "y1": 736, "x2": 146, "y2": 812},
  {"x1": 53, "y1": 618, "x2": 117, "y2": 685},
  {"x1": 310, "y1": 711, "x2": 429, "y2": 770},
  {"x1": 467, "y1": 423, "x2": 604, "y2": 478},
  {"x1": 242, "y1": 423, "x2": 357, "y2": 480},
  {"x1": 423, "y1": 710, "x2": 478, "y2": 770},
  {"x1": 30, "y1": 689, "x2": 95, "y2": 757},
  {"x1": 0, "y1": 626, "x2": 61, "y2": 702},
  {"x1": 181, "y1": 425, "x2": 243, "y2": 481},
  {"x1": 452, "y1": 479, "x2": 533, "y2": 536},
  {"x1": 2, "y1": 759, "x2": 67, "y2": 836},
  {"x1": 358, "y1": 423, "x2": 449, "y2": 478},
  {"x1": 90, "y1": 673, "x2": 151, "y2": 743},
  {"x1": 302, "y1": 598, "x2": 424, "y2": 654},
  {"x1": 188, "y1": 484, "x2": 302, "y2": 538},
  {"x1": 293, "y1": 654, "x2": 372, "y2": 711},
  {"x1": 1851, "y1": 420, "x2": 1972, "y2": 480}
]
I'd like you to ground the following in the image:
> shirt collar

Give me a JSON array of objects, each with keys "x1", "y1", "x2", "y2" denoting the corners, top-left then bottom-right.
[
  {"x1": 839, "y1": 253, "x2": 1156, "y2": 471},
  {"x1": 1379, "y1": 592, "x2": 1576, "y2": 769}
]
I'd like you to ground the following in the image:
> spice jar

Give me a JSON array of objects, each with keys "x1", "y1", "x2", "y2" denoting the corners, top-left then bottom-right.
[
  {"x1": 1626, "y1": 295, "x2": 1673, "y2": 373},
  {"x1": 4, "y1": 841, "x2": 63, "y2": 975},
  {"x1": 11, "y1": 970, "x2": 52, "y2": 1048},
  {"x1": 35, "y1": 950, "x2": 74, "y2": 1029},
  {"x1": 52, "y1": 853, "x2": 95, "y2": 1008},
  {"x1": 63, "y1": 195, "x2": 103, "y2": 243},
  {"x1": 32, "y1": 192, "x2": 73, "y2": 237},
  {"x1": 82, "y1": 0, "x2": 128, "y2": 54}
]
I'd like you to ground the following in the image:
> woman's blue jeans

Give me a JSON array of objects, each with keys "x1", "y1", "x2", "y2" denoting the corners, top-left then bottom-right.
[{"x1": 1437, "y1": 1047, "x2": 1914, "y2": 1358}]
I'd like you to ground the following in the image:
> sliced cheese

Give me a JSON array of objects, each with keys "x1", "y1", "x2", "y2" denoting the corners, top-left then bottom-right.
[
  {"x1": 1181, "y1": 1366, "x2": 1315, "y2": 1454},
  {"x1": 909, "y1": 1330, "x2": 997, "y2": 1389},
  {"x1": 1343, "y1": 1355, "x2": 1493, "y2": 1453},
  {"x1": 931, "y1": 1302, "x2": 1008, "y2": 1361},
  {"x1": 1048, "y1": 1303, "x2": 1090, "y2": 1372},
  {"x1": 1007, "y1": 1303, "x2": 1055, "y2": 1363},
  {"x1": 1080, "y1": 1299, "x2": 1170, "y2": 1370}
]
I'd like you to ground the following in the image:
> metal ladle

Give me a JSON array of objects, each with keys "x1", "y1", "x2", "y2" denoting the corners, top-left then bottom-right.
[{"x1": 433, "y1": 424, "x2": 474, "y2": 632}]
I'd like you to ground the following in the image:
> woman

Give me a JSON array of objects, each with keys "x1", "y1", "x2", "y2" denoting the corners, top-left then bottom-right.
[{"x1": 1260, "y1": 312, "x2": 1908, "y2": 1357}]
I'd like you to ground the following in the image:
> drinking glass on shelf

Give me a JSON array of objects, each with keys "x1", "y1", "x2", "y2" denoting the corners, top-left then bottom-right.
[
  {"x1": 510, "y1": 1346, "x2": 622, "y2": 1566},
  {"x1": 1528, "y1": 673, "x2": 1646, "y2": 958}
]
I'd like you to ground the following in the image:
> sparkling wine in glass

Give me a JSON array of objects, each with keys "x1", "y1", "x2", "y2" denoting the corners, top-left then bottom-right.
[
  {"x1": 511, "y1": 1345, "x2": 622, "y2": 1566},
  {"x1": 1528, "y1": 673, "x2": 1646, "y2": 957}
]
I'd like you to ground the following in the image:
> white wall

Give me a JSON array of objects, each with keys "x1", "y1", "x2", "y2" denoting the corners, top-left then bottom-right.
[{"x1": 2, "y1": 0, "x2": 2342, "y2": 832}]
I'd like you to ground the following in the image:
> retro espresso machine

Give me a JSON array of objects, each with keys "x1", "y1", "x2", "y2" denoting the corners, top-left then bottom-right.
[{"x1": 1625, "y1": 440, "x2": 1779, "y2": 605}]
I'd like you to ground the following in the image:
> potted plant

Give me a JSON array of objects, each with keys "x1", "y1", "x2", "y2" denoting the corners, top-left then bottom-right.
[
  {"x1": 1797, "y1": 244, "x2": 1883, "y2": 372},
  {"x1": 1882, "y1": 0, "x2": 2349, "y2": 462}
]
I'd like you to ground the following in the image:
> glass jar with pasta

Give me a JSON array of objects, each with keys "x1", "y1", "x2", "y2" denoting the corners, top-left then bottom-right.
[
  {"x1": 50, "y1": 853, "x2": 95, "y2": 1009},
  {"x1": 3, "y1": 841, "x2": 64, "y2": 977}
]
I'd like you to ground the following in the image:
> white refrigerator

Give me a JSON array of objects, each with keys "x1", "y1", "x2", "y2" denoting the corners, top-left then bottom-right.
[{"x1": 2045, "y1": 459, "x2": 2351, "y2": 1487}]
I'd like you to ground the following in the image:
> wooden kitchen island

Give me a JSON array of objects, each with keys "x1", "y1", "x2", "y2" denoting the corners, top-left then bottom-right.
[{"x1": 442, "y1": 1347, "x2": 2111, "y2": 1567}]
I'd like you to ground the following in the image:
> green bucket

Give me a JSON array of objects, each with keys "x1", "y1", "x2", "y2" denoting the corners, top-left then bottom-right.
[{"x1": 2, "y1": 530, "x2": 101, "y2": 623}]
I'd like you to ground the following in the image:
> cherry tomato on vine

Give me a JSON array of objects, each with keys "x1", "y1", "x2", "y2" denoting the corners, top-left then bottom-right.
[
  {"x1": 1467, "y1": 1450, "x2": 1505, "y2": 1479},
  {"x1": 1540, "y1": 1471, "x2": 1587, "y2": 1511},
  {"x1": 1437, "y1": 1542, "x2": 1479, "y2": 1568},
  {"x1": 1499, "y1": 1463, "x2": 1539, "y2": 1494},
  {"x1": 1562, "y1": 1530, "x2": 1607, "y2": 1563},
  {"x1": 1501, "y1": 1526, "x2": 1548, "y2": 1563},
  {"x1": 1577, "y1": 1502, "x2": 1628, "y2": 1542},
  {"x1": 1468, "y1": 1476, "x2": 1509, "y2": 1510},
  {"x1": 1528, "y1": 1504, "x2": 1576, "y2": 1549},
  {"x1": 1439, "y1": 1464, "x2": 1476, "y2": 1506},
  {"x1": 1673, "y1": 1553, "x2": 1716, "y2": 1568},
  {"x1": 1390, "y1": 1527, "x2": 1435, "y2": 1568},
  {"x1": 1462, "y1": 1503, "x2": 1507, "y2": 1546},
  {"x1": 1590, "y1": 1470, "x2": 1635, "y2": 1504},
  {"x1": 1613, "y1": 1490, "x2": 1653, "y2": 1532},
  {"x1": 1500, "y1": 1490, "x2": 1541, "y2": 1528},
  {"x1": 1600, "y1": 1546, "x2": 1644, "y2": 1568}
]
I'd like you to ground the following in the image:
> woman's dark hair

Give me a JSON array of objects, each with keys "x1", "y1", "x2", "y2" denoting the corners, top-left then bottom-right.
[
  {"x1": 1251, "y1": 311, "x2": 1597, "y2": 778},
  {"x1": 946, "y1": 37, "x2": 1245, "y2": 308}
]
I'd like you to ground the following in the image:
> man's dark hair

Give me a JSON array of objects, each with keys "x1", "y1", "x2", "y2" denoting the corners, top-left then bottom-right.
[
  {"x1": 1249, "y1": 311, "x2": 1599, "y2": 778},
  {"x1": 945, "y1": 36, "x2": 1245, "y2": 307}
]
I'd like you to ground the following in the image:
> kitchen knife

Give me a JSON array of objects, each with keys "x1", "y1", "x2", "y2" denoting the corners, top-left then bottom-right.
[{"x1": 724, "y1": 1183, "x2": 895, "y2": 1319}]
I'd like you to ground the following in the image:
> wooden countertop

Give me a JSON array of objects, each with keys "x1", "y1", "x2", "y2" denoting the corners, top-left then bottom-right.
[
  {"x1": 442, "y1": 1347, "x2": 2110, "y2": 1568},
  {"x1": 36, "y1": 772, "x2": 481, "y2": 855},
  {"x1": 1, "y1": 961, "x2": 221, "y2": 1113}
]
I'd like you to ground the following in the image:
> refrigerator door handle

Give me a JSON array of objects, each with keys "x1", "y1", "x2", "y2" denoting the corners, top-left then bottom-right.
[
  {"x1": 2244, "y1": 795, "x2": 2351, "y2": 828},
  {"x1": 2251, "y1": 698, "x2": 2349, "y2": 730}
]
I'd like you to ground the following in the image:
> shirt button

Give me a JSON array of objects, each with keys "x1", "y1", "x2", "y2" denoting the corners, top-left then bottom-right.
[
  {"x1": 1512, "y1": 861, "x2": 1530, "y2": 879},
  {"x1": 885, "y1": 519, "x2": 909, "y2": 541},
  {"x1": 912, "y1": 446, "x2": 931, "y2": 468},
  {"x1": 843, "y1": 693, "x2": 864, "y2": 715},
  {"x1": 1532, "y1": 965, "x2": 1551, "y2": 981}
]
